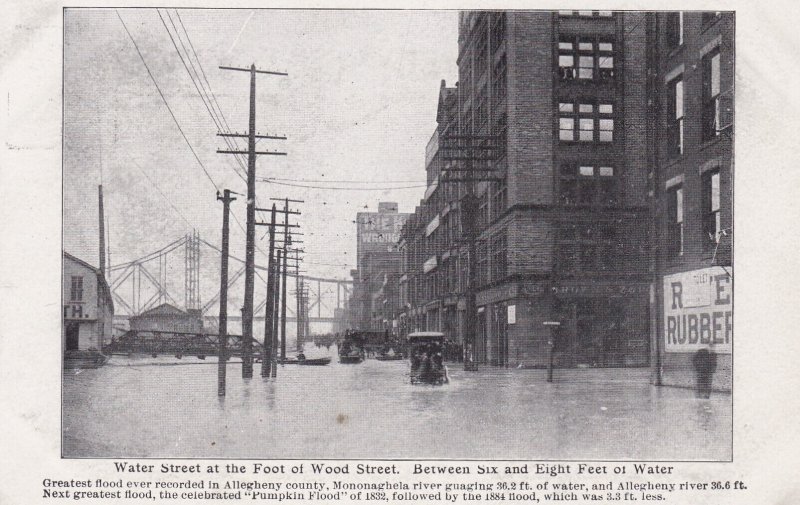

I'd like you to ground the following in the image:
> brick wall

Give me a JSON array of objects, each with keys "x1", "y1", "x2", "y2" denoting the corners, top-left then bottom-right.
[{"x1": 507, "y1": 11, "x2": 554, "y2": 207}]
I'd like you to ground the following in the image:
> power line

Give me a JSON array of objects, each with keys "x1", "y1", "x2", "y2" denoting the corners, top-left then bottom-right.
[
  {"x1": 130, "y1": 160, "x2": 193, "y2": 228},
  {"x1": 116, "y1": 10, "x2": 220, "y2": 193},
  {"x1": 169, "y1": 10, "x2": 274, "y2": 229},
  {"x1": 258, "y1": 180, "x2": 427, "y2": 191},
  {"x1": 264, "y1": 177, "x2": 426, "y2": 184},
  {"x1": 172, "y1": 8, "x2": 251, "y2": 179},
  {"x1": 157, "y1": 9, "x2": 247, "y2": 184}
]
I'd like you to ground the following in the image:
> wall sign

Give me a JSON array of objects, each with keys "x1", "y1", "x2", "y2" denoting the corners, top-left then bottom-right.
[{"x1": 663, "y1": 266, "x2": 732, "y2": 354}]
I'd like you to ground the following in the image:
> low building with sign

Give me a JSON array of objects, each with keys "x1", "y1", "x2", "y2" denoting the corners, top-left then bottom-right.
[{"x1": 62, "y1": 252, "x2": 114, "y2": 353}]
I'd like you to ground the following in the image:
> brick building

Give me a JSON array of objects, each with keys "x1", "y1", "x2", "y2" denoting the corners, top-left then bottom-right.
[
  {"x1": 350, "y1": 202, "x2": 409, "y2": 332},
  {"x1": 651, "y1": 11, "x2": 733, "y2": 390},
  {"x1": 400, "y1": 11, "x2": 653, "y2": 368}
]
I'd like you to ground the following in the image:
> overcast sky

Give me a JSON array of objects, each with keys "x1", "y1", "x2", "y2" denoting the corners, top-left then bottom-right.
[{"x1": 63, "y1": 8, "x2": 458, "y2": 305}]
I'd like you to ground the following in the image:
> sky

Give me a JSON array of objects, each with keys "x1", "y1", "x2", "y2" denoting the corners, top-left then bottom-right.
[{"x1": 63, "y1": 8, "x2": 459, "y2": 310}]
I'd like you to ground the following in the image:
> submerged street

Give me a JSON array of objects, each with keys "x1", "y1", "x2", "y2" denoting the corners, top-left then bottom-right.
[{"x1": 63, "y1": 349, "x2": 731, "y2": 460}]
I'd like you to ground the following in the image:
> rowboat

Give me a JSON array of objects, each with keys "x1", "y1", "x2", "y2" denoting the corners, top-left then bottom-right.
[{"x1": 278, "y1": 356, "x2": 332, "y2": 366}]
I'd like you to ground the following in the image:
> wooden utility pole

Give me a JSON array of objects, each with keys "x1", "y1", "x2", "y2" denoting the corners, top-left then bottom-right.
[
  {"x1": 218, "y1": 64, "x2": 287, "y2": 379},
  {"x1": 270, "y1": 198, "x2": 303, "y2": 361},
  {"x1": 439, "y1": 134, "x2": 501, "y2": 371},
  {"x1": 272, "y1": 249, "x2": 282, "y2": 377},
  {"x1": 256, "y1": 204, "x2": 300, "y2": 371},
  {"x1": 217, "y1": 189, "x2": 236, "y2": 396},
  {"x1": 261, "y1": 204, "x2": 277, "y2": 378},
  {"x1": 295, "y1": 257, "x2": 303, "y2": 353}
]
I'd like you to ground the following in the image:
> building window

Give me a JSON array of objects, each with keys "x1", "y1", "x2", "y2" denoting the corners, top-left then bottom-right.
[
  {"x1": 666, "y1": 12, "x2": 684, "y2": 49},
  {"x1": 490, "y1": 232, "x2": 507, "y2": 281},
  {"x1": 667, "y1": 186, "x2": 684, "y2": 257},
  {"x1": 702, "y1": 170, "x2": 721, "y2": 249},
  {"x1": 578, "y1": 103, "x2": 594, "y2": 140},
  {"x1": 476, "y1": 240, "x2": 489, "y2": 286},
  {"x1": 558, "y1": 102, "x2": 575, "y2": 141},
  {"x1": 558, "y1": 39, "x2": 576, "y2": 80},
  {"x1": 599, "y1": 103, "x2": 614, "y2": 141},
  {"x1": 702, "y1": 48, "x2": 722, "y2": 141},
  {"x1": 667, "y1": 76, "x2": 684, "y2": 157},
  {"x1": 578, "y1": 39, "x2": 595, "y2": 79},
  {"x1": 493, "y1": 53, "x2": 507, "y2": 104},
  {"x1": 560, "y1": 163, "x2": 618, "y2": 206},
  {"x1": 559, "y1": 10, "x2": 614, "y2": 17},
  {"x1": 70, "y1": 276, "x2": 84, "y2": 302},
  {"x1": 491, "y1": 12, "x2": 505, "y2": 54},
  {"x1": 475, "y1": 86, "x2": 488, "y2": 132},
  {"x1": 474, "y1": 20, "x2": 489, "y2": 79},
  {"x1": 558, "y1": 37, "x2": 615, "y2": 82},
  {"x1": 491, "y1": 177, "x2": 507, "y2": 218},
  {"x1": 478, "y1": 191, "x2": 490, "y2": 228},
  {"x1": 598, "y1": 41, "x2": 615, "y2": 81},
  {"x1": 559, "y1": 101, "x2": 614, "y2": 143}
]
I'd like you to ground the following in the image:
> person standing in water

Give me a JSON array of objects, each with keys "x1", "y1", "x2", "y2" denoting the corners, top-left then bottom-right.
[{"x1": 692, "y1": 346, "x2": 717, "y2": 399}]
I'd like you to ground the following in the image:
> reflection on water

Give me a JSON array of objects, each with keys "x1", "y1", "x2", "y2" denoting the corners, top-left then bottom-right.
[{"x1": 63, "y1": 352, "x2": 731, "y2": 460}]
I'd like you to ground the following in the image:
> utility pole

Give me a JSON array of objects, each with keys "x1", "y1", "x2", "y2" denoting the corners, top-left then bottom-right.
[
  {"x1": 256, "y1": 203, "x2": 300, "y2": 369},
  {"x1": 295, "y1": 256, "x2": 303, "y2": 353},
  {"x1": 270, "y1": 198, "x2": 303, "y2": 361},
  {"x1": 272, "y1": 249, "x2": 282, "y2": 376},
  {"x1": 98, "y1": 185, "x2": 106, "y2": 348},
  {"x1": 217, "y1": 189, "x2": 236, "y2": 396},
  {"x1": 261, "y1": 204, "x2": 277, "y2": 378},
  {"x1": 439, "y1": 133, "x2": 501, "y2": 371},
  {"x1": 218, "y1": 64, "x2": 287, "y2": 378}
]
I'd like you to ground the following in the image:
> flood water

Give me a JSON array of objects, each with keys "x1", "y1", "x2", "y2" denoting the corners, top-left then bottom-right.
[{"x1": 63, "y1": 347, "x2": 731, "y2": 460}]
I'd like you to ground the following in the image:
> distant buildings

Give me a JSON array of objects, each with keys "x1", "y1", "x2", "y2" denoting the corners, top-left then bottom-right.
[
  {"x1": 394, "y1": 10, "x2": 733, "y2": 388},
  {"x1": 350, "y1": 202, "x2": 410, "y2": 332},
  {"x1": 63, "y1": 252, "x2": 114, "y2": 352}
]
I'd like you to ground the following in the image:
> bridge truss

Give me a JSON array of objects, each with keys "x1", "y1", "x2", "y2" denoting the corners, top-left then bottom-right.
[{"x1": 108, "y1": 233, "x2": 352, "y2": 331}]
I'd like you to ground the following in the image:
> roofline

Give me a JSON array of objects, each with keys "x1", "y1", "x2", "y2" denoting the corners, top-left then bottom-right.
[{"x1": 64, "y1": 251, "x2": 115, "y2": 314}]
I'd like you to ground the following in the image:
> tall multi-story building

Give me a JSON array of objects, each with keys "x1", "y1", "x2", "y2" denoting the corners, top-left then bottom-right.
[
  {"x1": 398, "y1": 81, "x2": 461, "y2": 339},
  {"x1": 401, "y1": 11, "x2": 653, "y2": 368},
  {"x1": 651, "y1": 11, "x2": 733, "y2": 390},
  {"x1": 350, "y1": 202, "x2": 409, "y2": 332},
  {"x1": 398, "y1": 10, "x2": 734, "y2": 381}
]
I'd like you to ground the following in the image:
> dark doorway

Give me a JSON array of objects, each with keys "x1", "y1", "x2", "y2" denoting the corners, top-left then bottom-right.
[
  {"x1": 477, "y1": 310, "x2": 487, "y2": 364},
  {"x1": 65, "y1": 322, "x2": 80, "y2": 351},
  {"x1": 496, "y1": 304, "x2": 509, "y2": 367}
]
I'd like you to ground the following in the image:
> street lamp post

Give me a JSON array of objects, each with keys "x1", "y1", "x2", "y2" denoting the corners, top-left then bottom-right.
[{"x1": 543, "y1": 321, "x2": 561, "y2": 383}]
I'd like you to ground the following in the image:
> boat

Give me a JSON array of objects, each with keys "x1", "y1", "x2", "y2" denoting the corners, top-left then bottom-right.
[
  {"x1": 375, "y1": 353, "x2": 404, "y2": 361},
  {"x1": 278, "y1": 355, "x2": 331, "y2": 366},
  {"x1": 298, "y1": 357, "x2": 331, "y2": 366},
  {"x1": 63, "y1": 349, "x2": 109, "y2": 369},
  {"x1": 408, "y1": 332, "x2": 449, "y2": 385}
]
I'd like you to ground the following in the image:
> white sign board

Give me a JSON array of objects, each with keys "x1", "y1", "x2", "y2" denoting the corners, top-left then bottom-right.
[
  {"x1": 507, "y1": 304, "x2": 516, "y2": 325},
  {"x1": 663, "y1": 266, "x2": 732, "y2": 354}
]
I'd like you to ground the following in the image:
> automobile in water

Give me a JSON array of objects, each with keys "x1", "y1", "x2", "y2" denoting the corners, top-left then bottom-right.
[
  {"x1": 408, "y1": 331, "x2": 449, "y2": 385},
  {"x1": 338, "y1": 331, "x2": 366, "y2": 364}
]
